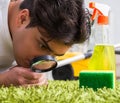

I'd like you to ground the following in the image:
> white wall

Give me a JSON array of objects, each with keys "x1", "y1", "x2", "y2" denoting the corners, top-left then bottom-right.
[{"x1": 85, "y1": 0, "x2": 120, "y2": 45}]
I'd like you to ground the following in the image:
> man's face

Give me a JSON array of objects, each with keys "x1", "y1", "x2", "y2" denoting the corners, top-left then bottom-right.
[{"x1": 12, "y1": 27, "x2": 70, "y2": 68}]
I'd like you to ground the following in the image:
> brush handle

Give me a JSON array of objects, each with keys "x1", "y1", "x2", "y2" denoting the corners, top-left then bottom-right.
[
  {"x1": 56, "y1": 43, "x2": 120, "y2": 68},
  {"x1": 114, "y1": 44, "x2": 120, "y2": 48},
  {"x1": 57, "y1": 52, "x2": 92, "y2": 68}
]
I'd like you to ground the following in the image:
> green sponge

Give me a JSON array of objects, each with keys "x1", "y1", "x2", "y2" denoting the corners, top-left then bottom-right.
[{"x1": 79, "y1": 70, "x2": 115, "y2": 90}]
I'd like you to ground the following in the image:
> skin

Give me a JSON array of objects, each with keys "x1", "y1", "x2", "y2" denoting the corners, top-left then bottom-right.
[{"x1": 0, "y1": 0, "x2": 70, "y2": 87}]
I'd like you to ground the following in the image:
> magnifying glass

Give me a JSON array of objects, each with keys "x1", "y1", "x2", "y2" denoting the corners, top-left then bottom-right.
[{"x1": 30, "y1": 55, "x2": 57, "y2": 73}]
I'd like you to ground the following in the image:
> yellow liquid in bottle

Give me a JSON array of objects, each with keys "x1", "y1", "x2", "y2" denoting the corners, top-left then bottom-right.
[{"x1": 88, "y1": 44, "x2": 116, "y2": 70}]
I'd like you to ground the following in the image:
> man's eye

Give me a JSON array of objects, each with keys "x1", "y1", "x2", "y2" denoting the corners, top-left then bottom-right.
[
  {"x1": 40, "y1": 44, "x2": 47, "y2": 49},
  {"x1": 40, "y1": 44, "x2": 53, "y2": 53}
]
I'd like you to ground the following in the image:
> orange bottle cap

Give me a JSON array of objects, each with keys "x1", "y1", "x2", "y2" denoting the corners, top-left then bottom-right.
[
  {"x1": 89, "y1": 2, "x2": 95, "y2": 9},
  {"x1": 98, "y1": 16, "x2": 109, "y2": 25}
]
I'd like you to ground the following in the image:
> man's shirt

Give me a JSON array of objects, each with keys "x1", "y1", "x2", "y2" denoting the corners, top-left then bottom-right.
[{"x1": 0, "y1": 0, "x2": 14, "y2": 72}]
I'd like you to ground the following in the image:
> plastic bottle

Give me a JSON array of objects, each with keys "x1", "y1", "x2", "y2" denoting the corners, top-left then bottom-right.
[{"x1": 88, "y1": 2, "x2": 116, "y2": 71}]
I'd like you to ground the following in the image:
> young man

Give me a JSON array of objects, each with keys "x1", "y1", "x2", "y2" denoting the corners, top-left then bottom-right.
[{"x1": 0, "y1": 0, "x2": 90, "y2": 86}]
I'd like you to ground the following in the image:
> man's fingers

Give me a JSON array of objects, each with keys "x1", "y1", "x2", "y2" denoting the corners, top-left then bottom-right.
[
  {"x1": 22, "y1": 78, "x2": 48, "y2": 87},
  {"x1": 20, "y1": 68, "x2": 42, "y2": 80}
]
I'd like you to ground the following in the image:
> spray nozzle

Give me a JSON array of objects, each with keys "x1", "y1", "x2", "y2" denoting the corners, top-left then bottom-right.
[{"x1": 89, "y1": 2, "x2": 110, "y2": 25}]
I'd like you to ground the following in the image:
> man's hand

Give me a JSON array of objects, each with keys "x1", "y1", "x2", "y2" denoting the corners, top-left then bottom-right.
[{"x1": 0, "y1": 66, "x2": 48, "y2": 87}]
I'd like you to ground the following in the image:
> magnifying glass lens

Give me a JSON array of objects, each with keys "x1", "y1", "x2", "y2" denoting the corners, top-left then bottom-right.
[
  {"x1": 31, "y1": 55, "x2": 57, "y2": 73},
  {"x1": 32, "y1": 60, "x2": 56, "y2": 70}
]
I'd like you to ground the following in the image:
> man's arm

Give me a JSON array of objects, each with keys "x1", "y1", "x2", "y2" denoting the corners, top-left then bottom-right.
[{"x1": 0, "y1": 66, "x2": 48, "y2": 87}]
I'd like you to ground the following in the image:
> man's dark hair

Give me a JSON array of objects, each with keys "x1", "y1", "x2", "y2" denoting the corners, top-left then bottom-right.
[{"x1": 19, "y1": 0, "x2": 91, "y2": 45}]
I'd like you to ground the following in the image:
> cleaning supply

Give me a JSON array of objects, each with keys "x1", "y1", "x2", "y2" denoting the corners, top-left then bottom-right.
[
  {"x1": 88, "y1": 45, "x2": 116, "y2": 70},
  {"x1": 89, "y1": 2, "x2": 110, "y2": 44},
  {"x1": 56, "y1": 52, "x2": 90, "y2": 77},
  {"x1": 79, "y1": 70, "x2": 115, "y2": 90},
  {"x1": 79, "y1": 2, "x2": 116, "y2": 90},
  {"x1": 88, "y1": 2, "x2": 116, "y2": 71}
]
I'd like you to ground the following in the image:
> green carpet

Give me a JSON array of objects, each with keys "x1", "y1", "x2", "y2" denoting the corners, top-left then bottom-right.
[{"x1": 0, "y1": 80, "x2": 120, "y2": 103}]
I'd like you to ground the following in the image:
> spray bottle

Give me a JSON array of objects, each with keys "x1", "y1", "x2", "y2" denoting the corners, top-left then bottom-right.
[{"x1": 88, "y1": 2, "x2": 116, "y2": 70}]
